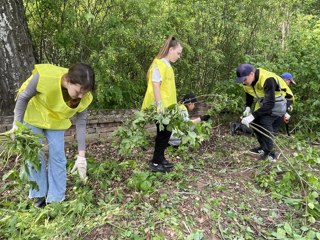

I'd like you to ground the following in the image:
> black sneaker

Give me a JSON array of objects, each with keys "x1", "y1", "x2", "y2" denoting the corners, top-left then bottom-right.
[
  {"x1": 259, "y1": 152, "x2": 277, "y2": 162},
  {"x1": 249, "y1": 147, "x2": 265, "y2": 156},
  {"x1": 230, "y1": 122, "x2": 237, "y2": 135},
  {"x1": 161, "y1": 159, "x2": 174, "y2": 168},
  {"x1": 34, "y1": 197, "x2": 46, "y2": 208},
  {"x1": 149, "y1": 163, "x2": 172, "y2": 172}
]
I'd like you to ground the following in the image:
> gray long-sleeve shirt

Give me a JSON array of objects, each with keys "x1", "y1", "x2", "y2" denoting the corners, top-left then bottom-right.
[{"x1": 14, "y1": 73, "x2": 87, "y2": 151}]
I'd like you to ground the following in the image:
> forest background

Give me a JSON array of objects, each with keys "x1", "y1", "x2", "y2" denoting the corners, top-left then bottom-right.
[
  {"x1": 18, "y1": 0, "x2": 320, "y2": 136},
  {"x1": 1, "y1": 0, "x2": 320, "y2": 239}
]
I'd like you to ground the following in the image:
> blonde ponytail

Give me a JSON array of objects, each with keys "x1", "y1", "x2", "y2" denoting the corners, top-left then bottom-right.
[
  {"x1": 156, "y1": 36, "x2": 180, "y2": 59},
  {"x1": 146, "y1": 36, "x2": 181, "y2": 83}
]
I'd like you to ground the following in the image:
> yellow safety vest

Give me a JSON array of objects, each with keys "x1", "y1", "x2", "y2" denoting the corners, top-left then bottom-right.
[
  {"x1": 141, "y1": 59, "x2": 177, "y2": 110},
  {"x1": 243, "y1": 68, "x2": 294, "y2": 111},
  {"x1": 179, "y1": 104, "x2": 189, "y2": 120},
  {"x1": 18, "y1": 64, "x2": 93, "y2": 130}
]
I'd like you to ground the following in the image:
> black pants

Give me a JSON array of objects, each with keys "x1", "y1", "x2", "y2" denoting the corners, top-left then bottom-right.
[
  {"x1": 252, "y1": 115, "x2": 282, "y2": 155},
  {"x1": 272, "y1": 115, "x2": 284, "y2": 134},
  {"x1": 152, "y1": 123, "x2": 172, "y2": 164}
]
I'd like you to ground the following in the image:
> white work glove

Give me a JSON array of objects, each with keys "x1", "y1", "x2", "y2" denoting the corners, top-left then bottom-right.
[
  {"x1": 8, "y1": 123, "x2": 18, "y2": 139},
  {"x1": 10, "y1": 124, "x2": 18, "y2": 131},
  {"x1": 284, "y1": 112, "x2": 291, "y2": 122},
  {"x1": 241, "y1": 114, "x2": 254, "y2": 127},
  {"x1": 243, "y1": 107, "x2": 251, "y2": 117},
  {"x1": 71, "y1": 156, "x2": 87, "y2": 180},
  {"x1": 155, "y1": 101, "x2": 164, "y2": 114}
]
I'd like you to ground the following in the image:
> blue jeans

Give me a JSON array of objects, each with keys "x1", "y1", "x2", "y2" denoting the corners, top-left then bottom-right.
[{"x1": 26, "y1": 124, "x2": 66, "y2": 203}]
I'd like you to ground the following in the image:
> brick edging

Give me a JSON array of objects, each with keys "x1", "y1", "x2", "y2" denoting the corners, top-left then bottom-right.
[{"x1": 0, "y1": 103, "x2": 211, "y2": 143}]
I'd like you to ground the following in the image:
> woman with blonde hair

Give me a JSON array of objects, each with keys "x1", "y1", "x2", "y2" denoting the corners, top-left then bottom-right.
[{"x1": 142, "y1": 36, "x2": 183, "y2": 172}]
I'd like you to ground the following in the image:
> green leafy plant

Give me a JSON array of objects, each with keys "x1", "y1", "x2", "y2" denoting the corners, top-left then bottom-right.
[
  {"x1": 112, "y1": 104, "x2": 212, "y2": 156},
  {"x1": 0, "y1": 122, "x2": 43, "y2": 185},
  {"x1": 127, "y1": 170, "x2": 155, "y2": 193},
  {"x1": 255, "y1": 142, "x2": 320, "y2": 223},
  {"x1": 272, "y1": 222, "x2": 320, "y2": 240},
  {"x1": 186, "y1": 230, "x2": 205, "y2": 240}
]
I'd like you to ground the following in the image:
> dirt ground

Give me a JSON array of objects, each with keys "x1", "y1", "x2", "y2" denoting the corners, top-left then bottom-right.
[
  {"x1": 1, "y1": 123, "x2": 317, "y2": 239},
  {"x1": 78, "y1": 124, "x2": 303, "y2": 239}
]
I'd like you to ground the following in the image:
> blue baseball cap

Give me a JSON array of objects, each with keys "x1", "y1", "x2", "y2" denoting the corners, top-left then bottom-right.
[
  {"x1": 236, "y1": 64, "x2": 254, "y2": 83},
  {"x1": 280, "y1": 72, "x2": 296, "y2": 84}
]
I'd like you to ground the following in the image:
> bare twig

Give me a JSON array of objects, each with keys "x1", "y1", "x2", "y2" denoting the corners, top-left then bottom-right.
[
  {"x1": 175, "y1": 191, "x2": 199, "y2": 195},
  {"x1": 247, "y1": 221, "x2": 267, "y2": 239},
  {"x1": 248, "y1": 122, "x2": 320, "y2": 224},
  {"x1": 218, "y1": 220, "x2": 226, "y2": 240},
  {"x1": 182, "y1": 220, "x2": 192, "y2": 234}
]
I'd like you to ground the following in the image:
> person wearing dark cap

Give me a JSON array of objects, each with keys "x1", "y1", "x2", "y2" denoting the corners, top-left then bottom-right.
[
  {"x1": 236, "y1": 64, "x2": 294, "y2": 161},
  {"x1": 168, "y1": 93, "x2": 210, "y2": 146}
]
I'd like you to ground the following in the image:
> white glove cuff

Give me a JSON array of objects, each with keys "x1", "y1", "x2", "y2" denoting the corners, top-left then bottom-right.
[
  {"x1": 77, "y1": 156, "x2": 86, "y2": 162},
  {"x1": 248, "y1": 114, "x2": 254, "y2": 120},
  {"x1": 243, "y1": 106, "x2": 251, "y2": 117},
  {"x1": 154, "y1": 101, "x2": 162, "y2": 106}
]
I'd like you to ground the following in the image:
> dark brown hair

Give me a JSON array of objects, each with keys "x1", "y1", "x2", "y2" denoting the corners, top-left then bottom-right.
[{"x1": 67, "y1": 63, "x2": 95, "y2": 92}]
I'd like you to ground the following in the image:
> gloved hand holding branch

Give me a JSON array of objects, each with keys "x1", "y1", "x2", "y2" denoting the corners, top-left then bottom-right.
[{"x1": 241, "y1": 114, "x2": 254, "y2": 128}]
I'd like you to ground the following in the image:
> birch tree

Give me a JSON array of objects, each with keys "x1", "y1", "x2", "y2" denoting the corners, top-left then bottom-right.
[{"x1": 0, "y1": 0, "x2": 35, "y2": 116}]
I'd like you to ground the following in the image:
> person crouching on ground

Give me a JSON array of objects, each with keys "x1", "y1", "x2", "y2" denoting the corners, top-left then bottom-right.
[
  {"x1": 236, "y1": 64, "x2": 293, "y2": 162},
  {"x1": 280, "y1": 72, "x2": 296, "y2": 124},
  {"x1": 168, "y1": 92, "x2": 210, "y2": 146}
]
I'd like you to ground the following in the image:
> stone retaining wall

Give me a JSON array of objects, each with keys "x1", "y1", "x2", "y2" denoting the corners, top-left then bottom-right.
[{"x1": 0, "y1": 103, "x2": 211, "y2": 144}]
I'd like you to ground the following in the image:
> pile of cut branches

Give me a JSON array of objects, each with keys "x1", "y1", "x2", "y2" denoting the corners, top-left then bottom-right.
[
  {"x1": 112, "y1": 104, "x2": 212, "y2": 156},
  {"x1": 0, "y1": 122, "x2": 43, "y2": 186}
]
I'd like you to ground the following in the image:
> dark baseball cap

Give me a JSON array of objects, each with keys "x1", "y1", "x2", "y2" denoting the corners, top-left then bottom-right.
[
  {"x1": 236, "y1": 64, "x2": 254, "y2": 83},
  {"x1": 182, "y1": 92, "x2": 197, "y2": 104}
]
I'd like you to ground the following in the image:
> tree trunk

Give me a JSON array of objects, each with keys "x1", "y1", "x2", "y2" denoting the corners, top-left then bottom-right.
[{"x1": 0, "y1": 0, "x2": 35, "y2": 116}]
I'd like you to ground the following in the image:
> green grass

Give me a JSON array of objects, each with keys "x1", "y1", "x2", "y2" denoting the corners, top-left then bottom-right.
[{"x1": 1, "y1": 126, "x2": 320, "y2": 239}]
